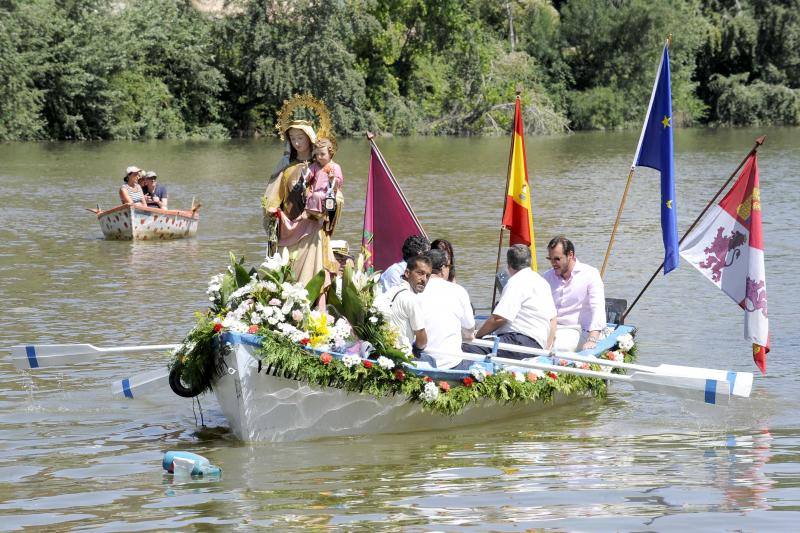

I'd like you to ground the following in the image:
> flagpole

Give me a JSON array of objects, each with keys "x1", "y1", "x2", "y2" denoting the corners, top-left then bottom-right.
[
  {"x1": 600, "y1": 166, "x2": 636, "y2": 278},
  {"x1": 491, "y1": 87, "x2": 523, "y2": 309},
  {"x1": 621, "y1": 135, "x2": 766, "y2": 322}
]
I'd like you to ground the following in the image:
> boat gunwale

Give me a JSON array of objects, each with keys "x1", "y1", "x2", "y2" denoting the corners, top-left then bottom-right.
[{"x1": 96, "y1": 203, "x2": 200, "y2": 220}]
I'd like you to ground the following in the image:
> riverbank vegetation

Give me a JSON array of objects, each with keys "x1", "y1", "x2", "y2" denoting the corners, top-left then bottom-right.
[{"x1": 1, "y1": 0, "x2": 798, "y2": 140}]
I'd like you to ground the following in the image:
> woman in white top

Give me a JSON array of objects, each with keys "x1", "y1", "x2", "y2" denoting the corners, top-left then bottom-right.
[{"x1": 119, "y1": 166, "x2": 147, "y2": 206}]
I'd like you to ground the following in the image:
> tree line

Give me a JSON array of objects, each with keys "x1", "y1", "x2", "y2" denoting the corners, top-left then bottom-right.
[{"x1": 1, "y1": 0, "x2": 798, "y2": 141}]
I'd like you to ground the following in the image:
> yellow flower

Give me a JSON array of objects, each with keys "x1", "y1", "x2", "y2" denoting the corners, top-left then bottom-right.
[{"x1": 307, "y1": 312, "x2": 331, "y2": 348}]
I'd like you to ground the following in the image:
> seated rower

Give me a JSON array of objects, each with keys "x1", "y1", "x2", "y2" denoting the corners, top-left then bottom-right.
[
  {"x1": 542, "y1": 236, "x2": 606, "y2": 352},
  {"x1": 463, "y1": 244, "x2": 556, "y2": 359},
  {"x1": 417, "y1": 250, "x2": 475, "y2": 369},
  {"x1": 381, "y1": 254, "x2": 431, "y2": 353}
]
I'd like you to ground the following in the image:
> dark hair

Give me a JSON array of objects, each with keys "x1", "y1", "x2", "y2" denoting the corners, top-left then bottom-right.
[
  {"x1": 547, "y1": 235, "x2": 575, "y2": 256},
  {"x1": 406, "y1": 254, "x2": 432, "y2": 271},
  {"x1": 507, "y1": 244, "x2": 531, "y2": 271},
  {"x1": 431, "y1": 238, "x2": 455, "y2": 282},
  {"x1": 401, "y1": 234, "x2": 430, "y2": 262},
  {"x1": 427, "y1": 249, "x2": 448, "y2": 273}
]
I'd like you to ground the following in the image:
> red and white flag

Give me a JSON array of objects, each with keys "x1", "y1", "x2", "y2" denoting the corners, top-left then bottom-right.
[{"x1": 679, "y1": 153, "x2": 769, "y2": 373}]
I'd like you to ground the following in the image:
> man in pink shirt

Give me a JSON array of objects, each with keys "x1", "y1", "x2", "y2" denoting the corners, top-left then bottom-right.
[{"x1": 542, "y1": 236, "x2": 606, "y2": 352}]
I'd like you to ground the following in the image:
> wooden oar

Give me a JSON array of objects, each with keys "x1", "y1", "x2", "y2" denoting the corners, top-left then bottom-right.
[
  {"x1": 10, "y1": 343, "x2": 179, "y2": 370},
  {"x1": 469, "y1": 339, "x2": 753, "y2": 398},
  {"x1": 111, "y1": 369, "x2": 170, "y2": 399},
  {"x1": 424, "y1": 349, "x2": 731, "y2": 405}
]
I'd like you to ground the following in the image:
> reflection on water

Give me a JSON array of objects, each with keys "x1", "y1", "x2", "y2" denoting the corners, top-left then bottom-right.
[{"x1": 1, "y1": 128, "x2": 799, "y2": 529}]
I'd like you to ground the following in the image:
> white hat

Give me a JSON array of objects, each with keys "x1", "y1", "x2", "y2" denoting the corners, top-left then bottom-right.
[
  {"x1": 144, "y1": 171, "x2": 157, "y2": 179},
  {"x1": 125, "y1": 165, "x2": 141, "y2": 176}
]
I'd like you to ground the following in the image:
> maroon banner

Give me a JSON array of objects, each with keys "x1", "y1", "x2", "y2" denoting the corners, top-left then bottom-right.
[{"x1": 361, "y1": 143, "x2": 426, "y2": 271}]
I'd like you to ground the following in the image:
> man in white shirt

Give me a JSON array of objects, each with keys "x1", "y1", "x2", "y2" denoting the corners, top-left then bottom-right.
[
  {"x1": 463, "y1": 244, "x2": 556, "y2": 359},
  {"x1": 381, "y1": 255, "x2": 432, "y2": 351},
  {"x1": 418, "y1": 249, "x2": 475, "y2": 369},
  {"x1": 379, "y1": 234, "x2": 430, "y2": 293},
  {"x1": 542, "y1": 236, "x2": 606, "y2": 352}
]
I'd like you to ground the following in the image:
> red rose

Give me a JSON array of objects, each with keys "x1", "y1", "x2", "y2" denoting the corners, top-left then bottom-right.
[
  {"x1": 320, "y1": 353, "x2": 333, "y2": 365},
  {"x1": 213, "y1": 323, "x2": 223, "y2": 332},
  {"x1": 248, "y1": 325, "x2": 259, "y2": 334},
  {"x1": 363, "y1": 360, "x2": 373, "y2": 369},
  {"x1": 300, "y1": 338, "x2": 310, "y2": 346},
  {"x1": 547, "y1": 371, "x2": 558, "y2": 380},
  {"x1": 424, "y1": 376, "x2": 433, "y2": 383},
  {"x1": 394, "y1": 369, "x2": 405, "y2": 381},
  {"x1": 462, "y1": 376, "x2": 474, "y2": 387},
  {"x1": 526, "y1": 372, "x2": 538, "y2": 383},
  {"x1": 438, "y1": 381, "x2": 450, "y2": 392}
]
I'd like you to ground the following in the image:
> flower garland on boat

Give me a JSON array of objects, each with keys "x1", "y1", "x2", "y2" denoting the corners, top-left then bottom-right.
[{"x1": 169, "y1": 252, "x2": 638, "y2": 415}]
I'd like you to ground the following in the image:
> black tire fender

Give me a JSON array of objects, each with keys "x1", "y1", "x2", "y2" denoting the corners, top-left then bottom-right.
[{"x1": 169, "y1": 365, "x2": 204, "y2": 398}]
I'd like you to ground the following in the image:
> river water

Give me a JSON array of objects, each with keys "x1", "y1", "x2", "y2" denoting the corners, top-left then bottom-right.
[{"x1": 1, "y1": 128, "x2": 798, "y2": 530}]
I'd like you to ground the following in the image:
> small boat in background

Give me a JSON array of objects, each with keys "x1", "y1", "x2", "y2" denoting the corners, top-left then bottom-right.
[{"x1": 90, "y1": 202, "x2": 200, "y2": 241}]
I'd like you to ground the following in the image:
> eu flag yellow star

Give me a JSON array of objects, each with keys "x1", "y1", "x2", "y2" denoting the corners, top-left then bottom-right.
[
  {"x1": 666, "y1": 199, "x2": 673, "y2": 209},
  {"x1": 661, "y1": 115, "x2": 671, "y2": 128}
]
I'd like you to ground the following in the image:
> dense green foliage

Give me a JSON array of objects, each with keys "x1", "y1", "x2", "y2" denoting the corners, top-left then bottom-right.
[{"x1": 1, "y1": 0, "x2": 798, "y2": 140}]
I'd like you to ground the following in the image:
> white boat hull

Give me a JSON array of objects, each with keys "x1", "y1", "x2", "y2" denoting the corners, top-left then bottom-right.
[
  {"x1": 96, "y1": 204, "x2": 199, "y2": 240},
  {"x1": 212, "y1": 338, "x2": 582, "y2": 442}
]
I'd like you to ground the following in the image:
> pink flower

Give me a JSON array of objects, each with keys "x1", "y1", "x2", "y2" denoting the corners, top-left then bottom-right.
[
  {"x1": 292, "y1": 309, "x2": 304, "y2": 322},
  {"x1": 558, "y1": 359, "x2": 569, "y2": 366},
  {"x1": 269, "y1": 298, "x2": 281, "y2": 306},
  {"x1": 319, "y1": 353, "x2": 332, "y2": 365},
  {"x1": 438, "y1": 381, "x2": 450, "y2": 392},
  {"x1": 580, "y1": 362, "x2": 590, "y2": 370},
  {"x1": 247, "y1": 325, "x2": 259, "y2": 334},
  {"x1": 526, "y1": 372, "x2": 538, "y2": 383}
]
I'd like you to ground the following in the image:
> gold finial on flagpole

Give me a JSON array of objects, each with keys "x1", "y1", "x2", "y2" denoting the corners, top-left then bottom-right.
[
  {"x1": 667, "y1": 34, "x2": 673, "y2": 48},
  {"x1": 515, "y1": 84, "x2": 523, "y2": 96}
]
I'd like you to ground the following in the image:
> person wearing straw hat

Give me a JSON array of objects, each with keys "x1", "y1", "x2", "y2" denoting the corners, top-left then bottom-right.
[{"x1": 119, "y1": 166, "x2": 146, "y2": 206}]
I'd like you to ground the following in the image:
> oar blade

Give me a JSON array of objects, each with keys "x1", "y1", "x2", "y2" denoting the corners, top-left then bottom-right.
[
  {"x1": 111, "y1": 369, "x2": 169, "y2": 399},
  {"x1": 10, "y1": 344, "x2": 99, "y2": 370},
  {"x1": 657, "y1": 364, "x2": 752, "y2": 398},
  {"x1": 630, "y1": 372, "x2": 730, "y2": 405}
]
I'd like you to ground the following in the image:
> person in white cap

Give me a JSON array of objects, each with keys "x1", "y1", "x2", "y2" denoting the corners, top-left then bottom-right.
[{"x1": 119, "y1": 166, "x2": 146, "y2": 206}]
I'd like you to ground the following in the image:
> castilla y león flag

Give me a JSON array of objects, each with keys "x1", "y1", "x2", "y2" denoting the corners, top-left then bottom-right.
[
  {"x1": 679, "y1": 153, "x2": 769, "y2": 372},
  {"x1": 502, "y1": 95, "x2": 537, "y2": 270},
  {"x1": 361, "y1": 141, "x2": 426, "y2": 272}
]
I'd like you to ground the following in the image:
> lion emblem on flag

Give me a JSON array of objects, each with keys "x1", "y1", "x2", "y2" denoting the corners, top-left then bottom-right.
[
  {"x1": 698, "y1": 226, "x2": 747, "y2": 282},
  {"x1": 745, "y1": 277, "x2": 768, "y2": 318}
]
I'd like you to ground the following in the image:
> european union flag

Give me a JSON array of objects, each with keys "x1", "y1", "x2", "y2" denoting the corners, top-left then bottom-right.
[{"x1": 634, "y1": 44, "x2": 679, "y2": 274}]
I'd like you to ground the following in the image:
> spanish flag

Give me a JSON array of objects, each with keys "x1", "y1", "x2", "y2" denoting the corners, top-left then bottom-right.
[{"x1": 502, "y1": 95, "x2": 537, "y2": 271}]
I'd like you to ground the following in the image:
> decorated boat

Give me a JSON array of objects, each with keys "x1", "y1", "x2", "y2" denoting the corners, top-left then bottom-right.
[
  {"x1": 92, "y1": 203, "x2": 200, "y2": 240},
  {"x1": 203, "y1": 325, "x2": 636, "y2": 442},
  {"x1": 164, "y1": 251, "x2": 642, "y2": 442}
]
